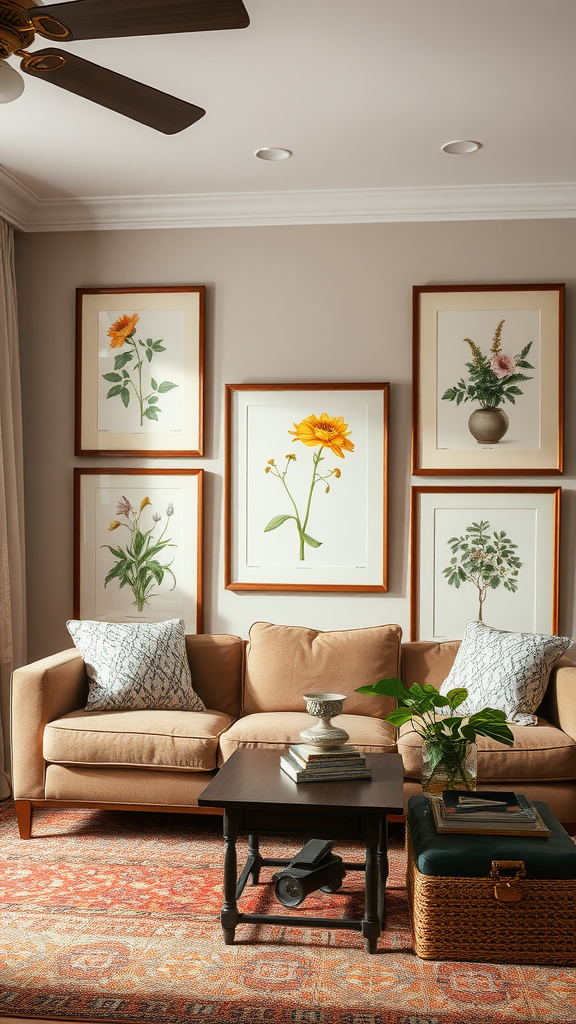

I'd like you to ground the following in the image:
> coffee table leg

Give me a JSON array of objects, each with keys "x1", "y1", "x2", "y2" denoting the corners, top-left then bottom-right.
[
  {"x1": 248, "y1": 834, "x2": 263, "y2": 884},
  {"x1": 362, "y1": 815, "x2": 381, "y2": 954},
  {"x1": 221, "y1": 809, "x2": 239, "y2": 944},
  {"x1": 377, "y1": 815, "x2": 388, "y2": 926}
]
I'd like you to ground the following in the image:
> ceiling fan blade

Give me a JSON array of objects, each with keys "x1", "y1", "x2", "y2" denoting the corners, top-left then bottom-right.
[
  {"x1": 20, "y1": 48, "x2": 205, "y2": 134},
  {"x1": 26, "y1": 0, "x2": 249, "y2": 43}
]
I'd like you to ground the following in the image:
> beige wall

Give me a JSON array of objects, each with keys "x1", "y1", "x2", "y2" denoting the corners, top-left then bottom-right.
[{"x1": 15, "y1": 219, "x2": 576, "y2": 661}]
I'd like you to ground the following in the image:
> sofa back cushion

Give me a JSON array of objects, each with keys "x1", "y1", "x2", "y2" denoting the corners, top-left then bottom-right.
[
  {"x1": 401, "y1": 640, "x2": 461, "y2": 691},
  {"x1": 243, "y1": 621, "x2": 402, "y2": 718},
  {"x1": 185, "y1": 634, "x2": 244, "y2": 717}
]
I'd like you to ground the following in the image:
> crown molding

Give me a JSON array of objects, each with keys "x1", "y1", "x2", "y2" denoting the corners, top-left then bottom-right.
[
  {"x1": 0, "y1": 167, "x2": 39, "y2": 231},
  {"x1": 1, "y1": 170, "x2": 575, "y2": 232}
]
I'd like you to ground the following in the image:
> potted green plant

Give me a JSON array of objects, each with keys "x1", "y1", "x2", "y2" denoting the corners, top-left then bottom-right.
[
  {"x1": 441, "y1": 319, "x2": 534, "y2": 444},
  {"x1": 355, "y1": 678, "x2": 514, "y2": 793}
]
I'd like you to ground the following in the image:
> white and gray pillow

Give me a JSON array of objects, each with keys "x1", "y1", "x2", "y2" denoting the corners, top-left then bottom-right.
[
  {"x1": 439, "y1": 619, "x2": 572, "y2": 725},
  {"x1": 66, "y1": 618, "x2": 206, "y2": 713}
]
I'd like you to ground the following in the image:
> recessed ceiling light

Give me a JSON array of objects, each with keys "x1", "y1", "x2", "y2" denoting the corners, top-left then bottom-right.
[
  {"x1": 255, "y1": 148, "x2": 292, "y2": 161},
  {"x1": 442, "y1": 140, "x2": 481, "y2": 155}
]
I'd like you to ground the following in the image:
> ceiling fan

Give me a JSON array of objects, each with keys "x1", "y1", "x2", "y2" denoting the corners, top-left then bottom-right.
[{"x1": 0, "y1": 0, "x2": 250, "y2": 133}]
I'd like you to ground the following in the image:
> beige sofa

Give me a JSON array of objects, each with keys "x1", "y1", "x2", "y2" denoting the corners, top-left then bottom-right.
[{"x1": 10, "y1": 622, "x2": 576, "y2": 838}]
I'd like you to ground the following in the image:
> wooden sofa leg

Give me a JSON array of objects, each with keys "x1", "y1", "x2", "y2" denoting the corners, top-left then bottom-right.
[{"x1": 15, "y1": 800, "x2": 33, "y2": 839}]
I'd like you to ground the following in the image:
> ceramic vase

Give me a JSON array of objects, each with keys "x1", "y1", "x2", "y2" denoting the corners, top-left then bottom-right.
[{"x1": 468, "y1": 407, "x2": 509, "y2": 444}]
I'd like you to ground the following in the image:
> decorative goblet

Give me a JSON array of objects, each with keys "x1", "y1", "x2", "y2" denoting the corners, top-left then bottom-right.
[{"x1": 299, "y1": 692, "x2": 349, "y2": 748}]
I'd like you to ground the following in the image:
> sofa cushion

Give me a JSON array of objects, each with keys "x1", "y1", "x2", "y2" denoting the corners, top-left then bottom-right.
[
  {"x1": 66, "y1": 618, "x2": 206, "y2": 713},
  {"x1": 43, "y1": 708, "x2": 234, "y2": 772},
  {"x1": 439, "y1": 619, "x2": 573, "y2": 725},
  {"x1": 185, "y1": 633, "x2": 245, "y2": 718},
  {"x1": 219, "y1": 712, "x2": 396, "y2": 762},
  {"x1": 44, "y1": 765, "x2": 216, "y2": 807},
  {"x1": 397, "y1": 718, "x2": 576, "y2": 782},
  {"x1": 401, "y1": 640, "x2": 461, "y2": 690},
  {"x1": 243, "y1": 621, "x2": 402, "y2": 717}
]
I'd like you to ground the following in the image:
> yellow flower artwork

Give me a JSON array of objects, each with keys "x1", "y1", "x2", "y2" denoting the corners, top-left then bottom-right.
[
  {"x1": 103, "y1": 312, "x2": 178, "y2": 426},
  {"x1": 264, "y1": 413, "x2": 354, "y2": 561}
]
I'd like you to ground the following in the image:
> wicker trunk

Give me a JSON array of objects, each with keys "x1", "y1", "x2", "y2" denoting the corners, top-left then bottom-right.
[{"x1": 406, "y1": 796, "x2": 576, "y2": 965}]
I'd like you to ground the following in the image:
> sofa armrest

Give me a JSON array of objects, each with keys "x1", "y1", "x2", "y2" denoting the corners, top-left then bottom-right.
[
  {"x1": 538, "y1": 657, "x2": 576, "y2": 740},
  {"x1": 11, "y1": 648, "x2": 88, "y2": 799}
]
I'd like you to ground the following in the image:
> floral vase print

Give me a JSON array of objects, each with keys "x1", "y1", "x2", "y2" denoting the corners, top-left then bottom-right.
[
  {"x1": 264, "y1": 413, "x2": 354, "y2": 560},
  {"x1": 102, "y1": 495, "x2": 177, "y2": 611},
  {"x1": 103, "y1": 313, "x2": 178, "y2": 426},
  {"x1": 441, "y1": 319, "x2": 534, "y2": 444},
  {"x1": 442, "y1": 520, "x2": 523, "y2": 621}
]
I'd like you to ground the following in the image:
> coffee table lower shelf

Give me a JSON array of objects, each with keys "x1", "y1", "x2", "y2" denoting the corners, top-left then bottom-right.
[{"x1": 219, "y1": 812, "x2": 388, "y2": 953}]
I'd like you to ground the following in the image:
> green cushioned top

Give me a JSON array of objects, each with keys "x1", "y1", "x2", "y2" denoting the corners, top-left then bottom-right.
[{"x1": 408, "y1": 794, "x2": 576, "y2": 879}]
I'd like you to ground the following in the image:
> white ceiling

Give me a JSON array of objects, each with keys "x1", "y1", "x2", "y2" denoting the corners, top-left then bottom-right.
[{"x1": 1, "y1": 0, "x2": 576, "y2": 230}]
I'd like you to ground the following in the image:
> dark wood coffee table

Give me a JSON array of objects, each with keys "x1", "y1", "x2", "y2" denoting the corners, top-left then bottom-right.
[{"x1": 198, "y1": 748, "x2": 404, "y2": 952}]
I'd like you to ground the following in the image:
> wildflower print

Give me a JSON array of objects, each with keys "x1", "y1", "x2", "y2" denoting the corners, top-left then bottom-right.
[
  {"x1": 116, "y1": 495, "x2": 132, "y2": 517},
  {"x1": 102, "y1": 312, "x2": 178, "y2": 426},
  {"x1": 491, "y1": 352, "x2": 516, "y2": 378},
  {"x1": 288, "y1": 414, "x2": 354, "y2": 458},
  {"x1": 442, "y1": 319, "x2": 534, "y2": 410},
  {"x1": 264, "y1": 413, "x2": 353, "y2": 561},
  {"x1": 102, "y1": 495, "x2": 177, "y2": 612},
  {"x1": 108, "y1": 313, "x2": 140, "y2": 349}
]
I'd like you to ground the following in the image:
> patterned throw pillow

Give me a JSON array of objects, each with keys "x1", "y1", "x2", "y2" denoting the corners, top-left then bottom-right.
[
  {"x1": 66, "y1": 618, "x2": 206, "y2": 713},
  {"x1": 439, "y1": 619, "x2": 572, "y2": 725}
]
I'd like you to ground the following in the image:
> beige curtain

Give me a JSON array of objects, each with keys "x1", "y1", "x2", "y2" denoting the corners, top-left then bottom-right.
[{"x1": 0, "y1": 218, "x2": 26, "y2": 800}]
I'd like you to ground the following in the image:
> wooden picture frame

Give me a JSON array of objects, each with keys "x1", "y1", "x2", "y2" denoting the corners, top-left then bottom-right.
[
  {"x1": 412, "y1": 284, "x2": 564, "y2": 475},
  {"x1": 74, "y1": 468, "x2": 203, "y2": 633},
  {"x1": 76, "y1": 286, "x2": 205, "y2": 457},
  {"x1": 225, "y1": 383, "x2": 389, "y2": 591},
  {"x1": 410, "y1": 486, "x2": 561, "y2": 641}
]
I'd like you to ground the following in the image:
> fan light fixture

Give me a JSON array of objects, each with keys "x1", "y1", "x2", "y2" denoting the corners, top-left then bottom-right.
[
  {"x1": 0, "y1": 0, "x2": 250, "y2": 132},
  {"x1": 442, "y1": 140, "x2": 481, "y2": 155},
  {"x1": 255, "y1": 148, "x2": 292, "y2": 161},
  {"x1": 0, "y1": 59, "x2": 24, "y2": 102}
]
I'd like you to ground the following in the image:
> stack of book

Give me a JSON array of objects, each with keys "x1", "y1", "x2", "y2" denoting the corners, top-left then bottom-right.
[
  {"x1": 431, "y1": 790, "x2": 550, "y2": 837},
  {"x1": 280, "y1": 744, "x2": 372, "y2": 783}
]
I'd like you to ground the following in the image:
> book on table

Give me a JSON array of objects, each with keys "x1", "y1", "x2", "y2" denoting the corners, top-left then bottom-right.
[
  {"x1": 291, "y1": 744, "x2": 364, "y2": 762},
  {"x1": 280, "y1": 751, "x2": 372, "y2": 783},
  {"x1": 431, "y1": 790, "x2": 550, "y2": 836},
  {"x1": 289, "y1": 744, "x2": 367, "y2": 771}
]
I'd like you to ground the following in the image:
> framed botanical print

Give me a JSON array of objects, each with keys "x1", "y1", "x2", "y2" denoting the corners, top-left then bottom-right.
[
  {"x1": 410, "y1": 486, "x2": 561, "y2": 641},
  {"x1": 412, "y1": 284, "x2": 564, "y2": 474},
  {"x1": 75, "y1": 286, "x2": 205, "y2": 457},
  {"x1": 74, "y1": 468, "x2": 203, "y2": 633},
  {"x1": 225, "y1": 383, "x2": 389, "y2": 591}
]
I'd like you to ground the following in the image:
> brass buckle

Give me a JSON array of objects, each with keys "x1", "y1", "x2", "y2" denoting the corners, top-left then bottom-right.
[{"x1": 490, "y1": 859, "x2": 526, "y2": 903}]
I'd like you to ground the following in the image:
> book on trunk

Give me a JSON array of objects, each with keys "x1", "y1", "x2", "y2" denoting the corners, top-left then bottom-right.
[
  {"x1": 431, "y1": 796, "x2": 550, "y2": 836},
  {"x1": 441, "y1": 790, "x2": 537, "y2": 821}
]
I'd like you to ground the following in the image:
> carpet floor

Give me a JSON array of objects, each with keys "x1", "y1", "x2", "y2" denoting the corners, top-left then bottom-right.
[{"x1": 0, "y1": 801, "x2": 574, "y2": 1024}]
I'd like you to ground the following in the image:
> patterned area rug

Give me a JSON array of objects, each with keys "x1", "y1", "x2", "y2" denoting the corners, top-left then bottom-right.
[{"x1": 0, "y1": 801, "x2": 574, "y2": 1024}]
